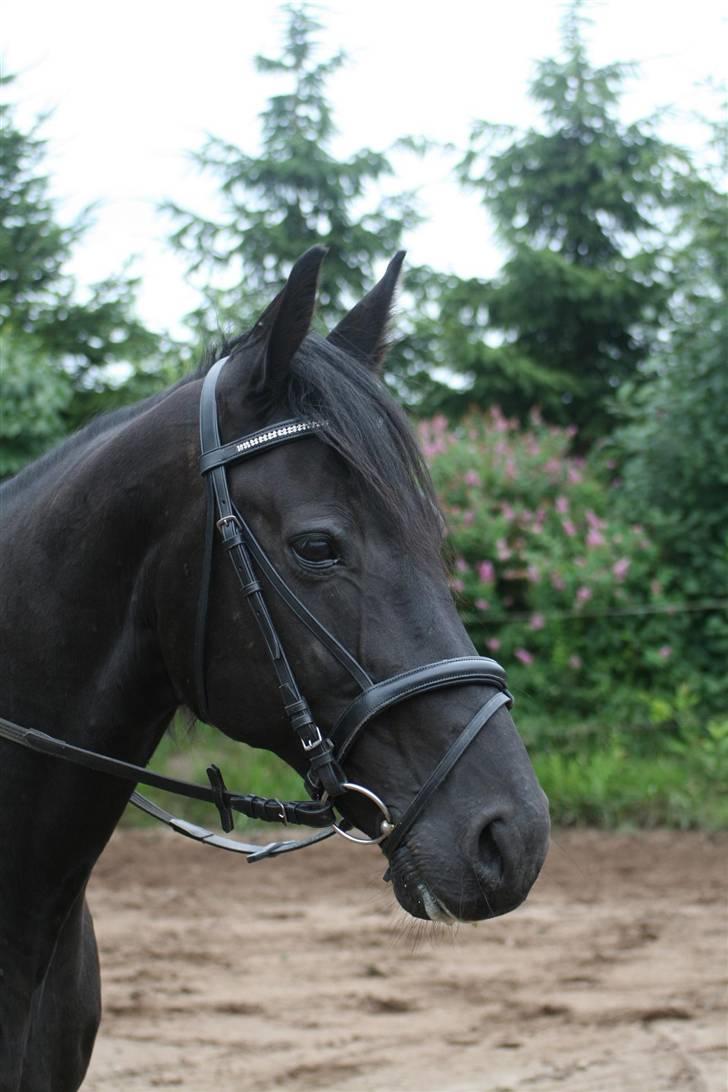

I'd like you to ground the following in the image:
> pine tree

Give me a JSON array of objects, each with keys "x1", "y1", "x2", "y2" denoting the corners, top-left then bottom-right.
[
  {"x1": 433, "y1": 1, "x2": 690, "y2": 442},
  {"x1": 613, "y1": 111, "x2": 728, "y2": 703},
  {"x1": 163, "y1": 3, "x2": 419, "y2": 346},
  {"x1": 0, "y1": 69, "x2": 158, "y2": 452}
]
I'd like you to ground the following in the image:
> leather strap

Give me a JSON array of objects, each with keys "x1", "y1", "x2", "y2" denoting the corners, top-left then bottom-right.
[
  {"x1": 383, "y1": 691, "x2": 511, "y2": 858},
  {"x1": 330, "y1": 657, "x2": 511, "y2": 763},
  {"x1": 130, "y1": 791, "x2": 337, "y2": 862},
  {"x1": 199, "y1": 418, "x2": 323, "y2": 474},
  {"x1": 0, "y1": 715, "x2": 334, "y2": 828},
  {"x1": 197, "y1": 357, "x2": 367, "y2": 798}
]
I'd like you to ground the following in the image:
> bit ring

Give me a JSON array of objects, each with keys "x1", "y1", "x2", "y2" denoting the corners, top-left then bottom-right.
[{"x1": 321, "y1": 782, "x2": 395, "y2": 845}]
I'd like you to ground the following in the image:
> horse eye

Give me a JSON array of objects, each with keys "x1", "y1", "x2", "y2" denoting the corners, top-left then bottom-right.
[{"x1": 291, "y1": 533, "x2": 339, "y2": 570}]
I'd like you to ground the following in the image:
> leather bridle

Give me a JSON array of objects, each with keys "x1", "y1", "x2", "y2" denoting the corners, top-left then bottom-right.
[{"x1": 0, "y1": 355, "x2": 513, "y2": 863}]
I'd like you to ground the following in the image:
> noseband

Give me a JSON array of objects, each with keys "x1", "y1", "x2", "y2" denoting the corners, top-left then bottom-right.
[{"x1": 0, "y1": 356, "x2": 512, "y2": 863}]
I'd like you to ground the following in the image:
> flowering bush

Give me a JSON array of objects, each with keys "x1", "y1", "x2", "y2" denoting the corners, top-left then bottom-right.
[{"x1": 420, "y1": 409, "x2": 687, "y2": 717}]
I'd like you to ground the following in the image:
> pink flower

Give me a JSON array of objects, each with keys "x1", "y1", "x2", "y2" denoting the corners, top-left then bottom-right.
[
  {"x1": 455, "y1": 557, "x2": 468, "y2": 573},
  {"x1": 500, "y1": 501, "x2": 515, "y2": 520},
  {"x1": 450, "y1": 578, "x2": 464, "y2": 593},
  {"x1": 567, "y1": 466, "x2": 583, "y2": 484},
  {"x1": 462, "y1": 510, "x2": 475, "y2": 525},
  {"x1": 658, "y1": 645, "x2": 672, "y2": 660},
  {"x1": 562, "y1": 519, "x2": 577, "y2": 538},
  {"x1": 586, "y1": 528, "x2": 605, "y2": 548},
  {"x1": 612, "y1": 558, "x2": 630, "y2": 581},
  {"x1": 555, "y1": 495, "x2": 569, "y2": 514},
  {"x1": 464, "y1": 470, "x2": 480, "y2": 487},
  {"x1": 545, "y1": 458, "x2": 561, "y2": 477},
  {"x1": 490, "y1": 406, "x2": 510, "y2": 433},
  {"x1": 528, "y1": 507, "x2": 545, "y2": 534},
  {"x1": 514, "y1": 648, "x2": 534, "y2": 665},
  {"x1": 575, "y1": 585, "x2": 592, "y2": 605},
  {"x1": 550, "y1": 570, "x2": 566, "y2": 591},
  {"x1": 568, "y1": 654, "x2": 582, "y2": 670},
  {"x1": 486, "y1": 637, "x2": 501, "y2": 652},
  {"x1": 529, "y1": 613, "x2": 545, "y2": 631},
  {"x1": 526, "y1": 564, "x2": 541, "y2": 584},
  {"x1": 586, "y1": 510, "x2": 605, "y2": 530},
  {"x1": 496, "y1": 539, "x2": 511, "y2": 561},
  {"x1": 475, "y1": 598, "x2": 490, "y2": 611},
  {"x1": 478, "y1": 560, "x2": 495, "y2": 584}
]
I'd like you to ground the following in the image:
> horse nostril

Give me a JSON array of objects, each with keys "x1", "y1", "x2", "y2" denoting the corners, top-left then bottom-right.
[{"x1": 476, "y1": 818, "x2": 505, "y2": 886}]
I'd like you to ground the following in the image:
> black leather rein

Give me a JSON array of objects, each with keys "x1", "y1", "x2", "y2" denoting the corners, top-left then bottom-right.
[{"x1": 0, "y1": 355, "x2": 513, "y2": 864}]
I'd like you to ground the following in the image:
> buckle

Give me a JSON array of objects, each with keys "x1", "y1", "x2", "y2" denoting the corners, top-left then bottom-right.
[
  {"x1": 216, "y1": 513, "x2": 241, "y2": 533},
  {"x1": 300, "y1": 723, "x2": 324, "y2": 752}
]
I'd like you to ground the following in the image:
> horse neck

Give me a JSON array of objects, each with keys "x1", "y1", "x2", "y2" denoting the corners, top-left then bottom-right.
[{"x1": 0, "y1": 382, "x2": 202, "y2": 878}]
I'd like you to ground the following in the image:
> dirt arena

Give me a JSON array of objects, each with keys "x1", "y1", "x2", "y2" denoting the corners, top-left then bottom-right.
[{"x1": 82, "y1": 828, "x2": 726, "y2": 1091}]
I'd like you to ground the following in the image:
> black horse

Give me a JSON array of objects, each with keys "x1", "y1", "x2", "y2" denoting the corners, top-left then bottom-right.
[{"x1": 0, "y1": 249, "x2": 549, "y2": 1091}]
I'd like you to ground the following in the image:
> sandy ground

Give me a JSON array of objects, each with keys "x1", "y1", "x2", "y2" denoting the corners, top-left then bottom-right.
[{"x1": 82, "y1": 828, "x2": 727, "y2": 1092}]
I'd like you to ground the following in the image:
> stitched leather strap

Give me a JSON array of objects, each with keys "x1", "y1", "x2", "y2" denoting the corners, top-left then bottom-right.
[
  {"x1": 330, "y1": 657, "x2": 511, "y2": 763},
  {"x1": 383, "y1": 691, "x2": 511, "y2": 858}
]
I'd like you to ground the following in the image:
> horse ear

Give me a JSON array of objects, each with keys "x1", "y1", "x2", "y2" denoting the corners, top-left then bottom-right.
[
  {"x1": 252, "y1": 246, "x2": 327, "y2": 401},
  {"x1": 327, "y1": 251, "x2": 405, "y2": 372}
]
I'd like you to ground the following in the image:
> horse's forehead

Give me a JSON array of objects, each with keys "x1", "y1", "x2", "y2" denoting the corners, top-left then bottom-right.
[{"x1": 250, "y1": 437, "x2": 353, "y2": 501}]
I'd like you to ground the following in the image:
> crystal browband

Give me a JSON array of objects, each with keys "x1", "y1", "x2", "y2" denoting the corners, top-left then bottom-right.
[
  {"x1": 199, "y1": 418, "x2": 323, "y2": 474},
  {"x1": 236, "y1": 420, "x2": 320, "y2": 453}
]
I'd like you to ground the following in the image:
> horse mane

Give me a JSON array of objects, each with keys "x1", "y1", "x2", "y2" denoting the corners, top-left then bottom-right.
[{"x1": 1, "y1": 334, "x2": 442, "y2": 559}]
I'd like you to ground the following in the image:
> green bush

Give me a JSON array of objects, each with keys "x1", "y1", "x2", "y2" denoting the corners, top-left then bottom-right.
[{"x1": 420, "y1": 408, "x2": 690, "y2": 719}]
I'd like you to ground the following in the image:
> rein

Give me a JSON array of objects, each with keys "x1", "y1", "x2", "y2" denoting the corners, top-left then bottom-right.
[{"x1": 0, "y1": 355, "x2": 513, "y2": 864}]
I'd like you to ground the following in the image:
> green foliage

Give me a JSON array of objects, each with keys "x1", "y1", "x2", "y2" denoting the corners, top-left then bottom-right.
[
  {"x1": 421, "y1": 408, "x2": 697, "y2": 714},
  {"x1": 525, "y1": 690, "x2": 728, "y2": 829},
  {"x1": 532, "y1": 726, "x2": 727, "y2": 829},
  {"x1": 0, "y1": 331, "x2": 72, "y2": 476},
  {"x1": 612, "y1": 112, "x2": 728, "y2": 709},
  {"x1": 164, "y1": 2, "x2": 419, "y2": 349},
  {"x1": 0, "y1": 69, "x2": 159, "y2": 470},
  {"x1": 430, "y1": 1, "x2": 687, "y2": 440}
]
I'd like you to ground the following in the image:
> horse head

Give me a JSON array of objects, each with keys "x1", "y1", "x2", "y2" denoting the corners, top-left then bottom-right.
[{"x1": 156, "y1": 247, "x2": 550, "y2": 921}]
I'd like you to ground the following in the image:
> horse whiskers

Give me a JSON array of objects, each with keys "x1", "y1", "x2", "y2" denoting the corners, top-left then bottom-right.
[{"x1": 473, "y1": 867, "x2": 496, "y2": 920}]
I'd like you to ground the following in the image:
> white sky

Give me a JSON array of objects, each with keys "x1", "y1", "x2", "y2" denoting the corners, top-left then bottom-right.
[{"x1": 4, "y1": 0, "x2": 726, "y2": 338}]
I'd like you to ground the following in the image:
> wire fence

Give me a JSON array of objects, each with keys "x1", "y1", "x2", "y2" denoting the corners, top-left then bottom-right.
[{"x1": 474, "y1": 597, "x2": 728, "y2": 626}]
